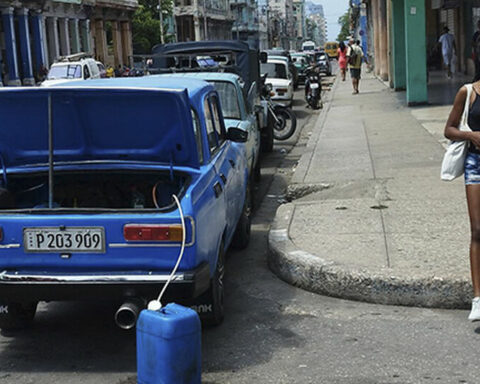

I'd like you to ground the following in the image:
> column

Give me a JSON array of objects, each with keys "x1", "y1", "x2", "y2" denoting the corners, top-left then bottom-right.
[
  {"x1": 47, "y1": 17, "x2": 60, "y2": 64},
  {"x1": 80, "y1": 19, "x2": 92, "y2": 53},
  {"x1": 31, "y1": 11, "x2": 48, "y2": 77},
  {"x1": 378, "y1": 0, "x2": 388, "y2": 80},
  {"x1": 391, "y1": 0, "x2": 406, "y2": 90},
  {"x1": 404, "y1": 0, "x2": 427, "y2": 105},
  {"x1": 1, "y1": 8, "x2": 21, "y2": 86},
  {"x1": 121, "y1": 21, "x2": 133, "y2": 67},
  {"x1": 41, "y1": 13, "x2": 49, "y2": 68},
  {"x1": 17, "y1": 8, "x2": 35, "y2": 85},
  {"x1": 372, "y1": 0, "x2": 381, "y2": 76},
  {"x1": 94, "y1": 19, "x2": 108, "y2": 65},
  {"x1": 59, "y1": 18, "x2": 71, "y2": 56},
  {"x1": 112, "y1": 21, "x2": 123, "y2": 67},
  {"x1": 69, "y1": 18, "x2": 81, "y2": 54}
]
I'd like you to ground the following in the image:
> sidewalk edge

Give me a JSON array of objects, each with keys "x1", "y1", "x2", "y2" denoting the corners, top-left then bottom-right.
[{"x1": 268, "y1": 203, "x2": 471, "y2": 309}]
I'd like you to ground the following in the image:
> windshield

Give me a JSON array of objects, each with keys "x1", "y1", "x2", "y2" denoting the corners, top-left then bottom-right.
[
  {"x1": 261, "y1": 63, "x2": 287, "y2": 79},
  {"x1": 303, "y1": 45, "x2": 315, "y2": 51},
  {"x1": 211, "y1": 81, "x2": 241, "y2": 120},
  {"x1": 47, "y1": 64, "x2": 82, "y2": 80}
]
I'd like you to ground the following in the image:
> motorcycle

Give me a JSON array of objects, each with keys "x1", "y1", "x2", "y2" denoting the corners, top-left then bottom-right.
[
  {"x1": 260, "y1": 76, "x2": 297, "y2": 141},
  {"x1": 304, "y1": 66, "x2": 322, "y2": 110}
]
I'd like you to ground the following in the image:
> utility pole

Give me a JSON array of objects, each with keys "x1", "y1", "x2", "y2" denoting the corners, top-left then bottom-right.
[
  {"x1": 203, "y1": 0, "x2": 208, "y2": 39},
  {"x1": 158, "y1": 0, "x2": 165, "y2": 44}
]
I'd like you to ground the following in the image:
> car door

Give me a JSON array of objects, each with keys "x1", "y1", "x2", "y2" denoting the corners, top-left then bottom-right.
[{"x1": 204, "y1": 94, "x2": 245, "y2": 244}]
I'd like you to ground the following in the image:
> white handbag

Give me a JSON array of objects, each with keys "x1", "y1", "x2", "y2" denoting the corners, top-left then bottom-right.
[{"x1": 440, "y1": 84, "x2": 473, "y2": 181}]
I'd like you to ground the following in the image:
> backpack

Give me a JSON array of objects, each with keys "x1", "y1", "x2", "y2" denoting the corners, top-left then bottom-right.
[{"x1": 348, "y1": 46, "x2": 358, "y2": 66}]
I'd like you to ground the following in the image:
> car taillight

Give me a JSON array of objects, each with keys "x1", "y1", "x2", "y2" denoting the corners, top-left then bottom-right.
[{"x1": 123, "y1": 224, "x2": 183, "y2": 242}]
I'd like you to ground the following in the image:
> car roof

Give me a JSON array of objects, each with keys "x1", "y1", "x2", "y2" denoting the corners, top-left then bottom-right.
[
  {"x1": 49, "y1": 75, "x2": 214, "y2": 100},
  {"x1": 266, "y1": 59, "x2": 287, "y2": 65}
]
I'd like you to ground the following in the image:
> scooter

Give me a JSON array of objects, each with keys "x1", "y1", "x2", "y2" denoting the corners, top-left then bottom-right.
[
  {"x1": 260, "y1": 78, "x2": 297, "y2": 141},
  {"x1": 304, "y1": 65, "x2": 323, "y2": 110}
]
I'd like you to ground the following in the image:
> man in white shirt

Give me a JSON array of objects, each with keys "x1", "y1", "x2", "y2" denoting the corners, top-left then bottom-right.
[{"x1": 438, "y1": 26, "x2": 456, "y2": 78}]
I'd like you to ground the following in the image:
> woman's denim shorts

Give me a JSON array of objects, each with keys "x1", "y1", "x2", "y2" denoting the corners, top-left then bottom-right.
[{"x1": 465, "y1": 151, "x2": 480, "y2": 185}]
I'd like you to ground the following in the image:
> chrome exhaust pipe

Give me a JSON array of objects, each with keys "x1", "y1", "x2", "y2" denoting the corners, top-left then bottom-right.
[{"x1": 115, "y1": 298, "x2": 145, "y2": 330}]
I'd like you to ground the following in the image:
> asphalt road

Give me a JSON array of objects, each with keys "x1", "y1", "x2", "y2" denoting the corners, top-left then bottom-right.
[{"x1": 2, "y1": 73, "x2": 479, "y2": 384}]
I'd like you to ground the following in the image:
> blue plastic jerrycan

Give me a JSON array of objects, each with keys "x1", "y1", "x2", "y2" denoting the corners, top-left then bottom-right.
[{"x1": 136, "y1": 303, "x2": 201, "y2": 384}]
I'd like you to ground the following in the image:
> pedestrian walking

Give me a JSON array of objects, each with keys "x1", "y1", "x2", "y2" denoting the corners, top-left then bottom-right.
[
  {"x1": 346, "y1": 38, "x2": 365, "y2": 94},
  {"x1": 337, "y1": 41, "x2": 347, "y2": 82},
  {"x1": 438, "y1": 26, "x2": 456, "y2": 78},
  {"x1": 472, "y1": 21, "x2": 480, "y2": 81},
  {"x1": 444, "y1": 81, "x2": 480, "y2": 321}
]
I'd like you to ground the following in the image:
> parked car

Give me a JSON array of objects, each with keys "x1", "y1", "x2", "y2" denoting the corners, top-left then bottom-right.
[
  {"x1": 161, "y1": 72, "x2": 261, "y2": 182},
  {"x1": 151, "y1": 40, "x2": 274, "y2": 154},
  {"x1": 261, "y1": 59, "x2": 294, "y2": 107},
  {"x1": 291, "y1": 53, "x2": 311, "y2": 83},
  {"x1": 317, "y1": 51, "x2": 332, "y2": 76},
  {"x1": 267, "y1": 50, "x2": 300, "y2": 90},
  {"x1": 0, "y1": 76, "x2": 251, "y2": 330},
  {"x1": 41, "y1": 53, "x2": 101, "y2": 86}
]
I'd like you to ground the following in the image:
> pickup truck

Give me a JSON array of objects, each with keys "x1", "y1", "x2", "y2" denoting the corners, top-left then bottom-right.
[{"x1": 0, "y1": 76, "x2": 250, "y2": 330}]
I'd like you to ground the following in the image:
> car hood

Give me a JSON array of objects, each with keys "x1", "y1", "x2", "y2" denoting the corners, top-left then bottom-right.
[
  {"x1": 268, "y1": 78, "x2": 292, "y2": 88},
  {"x1": 0, "y1": 87, "x2": 200, "y2": 170}
]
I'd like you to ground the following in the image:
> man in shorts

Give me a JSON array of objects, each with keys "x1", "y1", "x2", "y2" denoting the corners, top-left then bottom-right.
[
  {"x1": 438, "y1": 26, "x2": 456, "y2": 78},
  {"x1": 347, "y1": 38, "x2": 365, "y2": 94}
]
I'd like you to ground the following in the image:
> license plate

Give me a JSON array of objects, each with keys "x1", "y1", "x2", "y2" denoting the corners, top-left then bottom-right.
[
  {"x1": 24, "y1": 227, "x2": 105, "y2": 253},
  {"x1": 310, "y1": 83, "x2": 319, "y2": 89}
]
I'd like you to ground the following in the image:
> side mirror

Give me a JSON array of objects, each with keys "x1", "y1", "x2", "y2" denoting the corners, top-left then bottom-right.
[{"x1": 227, "y1": 127, "x2": 248, "y2": 143}]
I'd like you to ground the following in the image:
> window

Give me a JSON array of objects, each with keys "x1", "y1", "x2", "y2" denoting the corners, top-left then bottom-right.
[
  {"x1": 204, "y1": 98, "x2": 218, "y2": 154},
  {"x1": 260, "y1": 62, "x2": 287, "y2": 79},
  {"x1": 47, "y1": 64, "x2": 81, "y2": 80},
  {"x1": 209, "y1": 96, "x2": 225, "y2": 145},
  {"x1": 83, "y1": 65, "x2": 90, "y2": 79},
  {"x1": 211, "y1": 81, "x2": 241, "y2": 120},
  {"x1": 191, "y1": 109, "x2": 203, "y2": 164}
]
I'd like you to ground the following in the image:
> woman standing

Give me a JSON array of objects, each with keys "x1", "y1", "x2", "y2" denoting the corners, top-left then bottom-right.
[
  {"x1": 445, "y1": 83, "x2": 480, "y2": 321},
  {"x1": 337, "y1": 42, "x2": 347, "y2": 81}
]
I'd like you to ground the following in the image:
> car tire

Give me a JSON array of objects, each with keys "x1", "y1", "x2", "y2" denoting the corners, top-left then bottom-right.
[
  {"x1": 200, "y1": 243, "x2": 225, "y2": 326},
  {"x1": 0, "y1": 302, "x2": 37, "y2": 331},
  {"x1": 231, "y1": 185, "x2": 251, "y2": 250},
  {"x1": 253, "y1": 159, "x2": 261, "y2": 183}
]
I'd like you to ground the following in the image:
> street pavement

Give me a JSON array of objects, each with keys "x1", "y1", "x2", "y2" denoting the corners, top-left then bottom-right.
[{"x1": 269, "y1": 70, "x2": 472, "y2": 309}]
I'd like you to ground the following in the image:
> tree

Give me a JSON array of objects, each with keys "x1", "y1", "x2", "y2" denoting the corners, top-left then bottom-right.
[
  {"x1": 337, "y1": 11, "x2": 350, "y2": 42},
  {"x1": 132, "y1": 0, "x2": 174, "y2": 54}
]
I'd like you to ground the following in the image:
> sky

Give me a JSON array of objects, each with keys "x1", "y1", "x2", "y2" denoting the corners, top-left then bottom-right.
[{"x1": 313, "y1": 0, "x2": 350, "y2": 41}]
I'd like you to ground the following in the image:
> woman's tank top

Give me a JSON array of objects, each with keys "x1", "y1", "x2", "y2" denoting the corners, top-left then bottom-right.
[{"x1": 468, "y1": 90, "x2": 480, "y2": 153}]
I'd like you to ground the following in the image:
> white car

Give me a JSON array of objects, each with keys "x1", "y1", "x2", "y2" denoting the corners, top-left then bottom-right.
[
  {"x1": 42, "y1": 54, "x2": 102, "y2": 87},
  {"x1": 261, "y1": 59, "x2": 294, "y2": 107}
]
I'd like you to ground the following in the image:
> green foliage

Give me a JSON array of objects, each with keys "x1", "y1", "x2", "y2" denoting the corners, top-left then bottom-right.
[
  {"x1": 132, "y1": 0, "x2": 174, "y2": 54},
  {"x1": 337, "y1": 11, "x2": 350, "y2": 42}
]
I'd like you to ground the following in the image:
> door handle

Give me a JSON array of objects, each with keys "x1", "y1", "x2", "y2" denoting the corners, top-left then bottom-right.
[
  {"x1": 229, "y1": 159, "x2": 236, "y2": 168},
  {"x1": 220, "y1": 173, "x2": 227, "y2": 184},
  {"x1": 213, "y1": 182, "x2": 223, "y2": 198}
]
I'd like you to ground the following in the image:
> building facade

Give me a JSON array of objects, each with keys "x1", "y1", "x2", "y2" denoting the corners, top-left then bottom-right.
[
  {"x1": 231, "y1": 0, "x2": 259, "y2": 48},
  {"x1": 293, "y1": 0, "x2": 305, "y2": 50},
  {"x1": 269, "y1": 0, "x2": 296, "y2": 49},
  {"x1": 0, "y1": 0, "x2": 138, "y2": 86},
  {"x1": 352, "y1": 0, "x2": 480, "y2": 105},
  {"x1": 174, "y1": 0, "x2": 233, "y2": 41}
]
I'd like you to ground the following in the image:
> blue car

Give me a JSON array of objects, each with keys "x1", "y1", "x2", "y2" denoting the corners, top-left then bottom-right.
[{"x1": 0, "y1": 77, "x2": 250, "y2": 330}]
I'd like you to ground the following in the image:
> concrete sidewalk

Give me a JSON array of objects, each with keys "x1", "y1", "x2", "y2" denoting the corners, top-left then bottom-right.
[{"x1": 268, "y1": 71, "x2": 472, "y2": 309}]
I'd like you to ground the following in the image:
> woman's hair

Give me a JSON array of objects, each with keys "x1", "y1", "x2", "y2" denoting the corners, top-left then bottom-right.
[{"x1": 339, "y1": 41, "x2": 346, "y2": 51}]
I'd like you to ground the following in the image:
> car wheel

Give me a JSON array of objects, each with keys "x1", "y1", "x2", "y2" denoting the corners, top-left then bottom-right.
[
  {"x1": 231, "y1": 184, "x2": 251, "y2": 250},
  {"x1": 0, "y1": 302, "x2": 37, "y2": 331},
  {"x1": 200, "y1": 243, "x2": 225, "y2": 326}
]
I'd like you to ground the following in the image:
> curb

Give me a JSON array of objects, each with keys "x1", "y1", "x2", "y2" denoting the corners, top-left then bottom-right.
[{"x1": 268, "y1": 203, "x2": 471, "y2": 309}]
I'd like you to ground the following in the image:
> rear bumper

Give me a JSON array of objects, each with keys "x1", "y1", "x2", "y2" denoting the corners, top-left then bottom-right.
[{"x1": 0, "y1": 262, "x2": 210, "y2": 302}]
